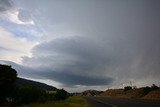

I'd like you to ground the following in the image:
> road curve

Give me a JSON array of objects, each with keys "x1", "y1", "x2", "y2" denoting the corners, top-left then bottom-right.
[{"x1": 86, "y1": 97, "x2": 160, "y2": 107}]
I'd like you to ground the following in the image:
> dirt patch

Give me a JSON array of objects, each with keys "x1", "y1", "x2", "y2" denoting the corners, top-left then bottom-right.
[
  {"x1": 143, "y1": 90, "x2": 160, "y2": 100},
  {"x1": 100, "y1": 89, "x2": 160, "y2": 100},
  {"x1": 100, "y1": 89, "x2": 144, "y2": 98}
]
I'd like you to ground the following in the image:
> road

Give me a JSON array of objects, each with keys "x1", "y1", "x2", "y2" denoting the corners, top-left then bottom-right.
[{"x1": 86, "y1": 97, "x2": 160, "y2": 107}]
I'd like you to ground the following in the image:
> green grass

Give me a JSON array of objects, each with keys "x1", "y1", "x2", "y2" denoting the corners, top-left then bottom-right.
[
  {"x1": 30, "y1": 96, "x2": 88, "y2": 107},
  {"x1": 46, "y1": 90, "x2": 57, "y2": 94}
]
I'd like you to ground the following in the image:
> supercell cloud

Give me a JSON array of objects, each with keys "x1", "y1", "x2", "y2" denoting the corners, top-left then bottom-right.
[{"x1": 0, "y1": 0, "x2": 160, "y2": 91}]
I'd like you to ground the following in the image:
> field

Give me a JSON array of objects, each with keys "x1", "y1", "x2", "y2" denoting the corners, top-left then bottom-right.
[{"x1": 29, "y1": 96, "x2": 88, "y2": 107}]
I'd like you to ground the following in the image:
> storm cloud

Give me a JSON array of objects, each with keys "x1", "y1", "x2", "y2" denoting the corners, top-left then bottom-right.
[
  {"x1": 0, "y1": 0, "x2": 13, "y2": 12},
  {"x1": 22, "y1": 31, "x2": 160, "y2": 87},
  {"x1": 1, "y1": 0, "x2": 160, "y2": 91}
]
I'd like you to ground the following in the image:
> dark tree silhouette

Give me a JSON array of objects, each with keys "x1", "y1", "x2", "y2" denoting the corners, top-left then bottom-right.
[
  {"x1": 0, "y1": 64, "x2": 17, "y2": 103},
  {"x1": 142, "y1": 86, "x2": 151, "y2": 95},
  {"x1": 55, "y1": 89, "x2": 69, "y2": 100},
  {"x1": 124, "y1": 86, "x2": 132, "y2": 91},
  {"x1": 151, "y1": 84, "x2": 159, "y2": 90}
]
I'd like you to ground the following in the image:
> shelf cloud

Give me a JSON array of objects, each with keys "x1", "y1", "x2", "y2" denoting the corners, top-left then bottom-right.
[{"x1": 1, "y1": 0, "x2": 160, "y2": 91}]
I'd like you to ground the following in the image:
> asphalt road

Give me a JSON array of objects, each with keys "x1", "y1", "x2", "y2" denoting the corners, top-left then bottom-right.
[{"x1": 86, "y1": 97, "x2": 160, "y2": 107}]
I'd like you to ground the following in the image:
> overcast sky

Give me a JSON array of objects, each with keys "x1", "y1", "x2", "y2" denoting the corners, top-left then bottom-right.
[{"x1": 0, "y1": 0, "x2": 160, "y2": 92}]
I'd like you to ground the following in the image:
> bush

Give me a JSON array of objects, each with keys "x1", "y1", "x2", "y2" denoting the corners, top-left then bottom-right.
[
  {"x1": 142, "y1": 86, "x2": 151, "y2": 95},
  {"x1": 15, "y1": 86, "x2": 45, "y2": 104},
  {"x1": 55, "y1": 89, "x2": 69, "y2": 100},
  {"x1": 38, "y1": 92, "x2": 55, "y2": 102},
  {"x1": 151, "y1": 84, "x2": 159, "y2": 90},
  {"x1": 38, "y1": 95, "x2": 47, "y2": 103},
  {"x1": 124, "y1": 86, "x2": 132, "y2": 91}
]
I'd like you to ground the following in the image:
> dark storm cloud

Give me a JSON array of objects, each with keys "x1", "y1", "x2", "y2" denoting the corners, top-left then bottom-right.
[
  {"x1": 22, "y1": 29, "x2": 160, "y2": 86},
  {"x1": 0, "y1": 60, "x2": 113, "y2": 86},
  {"x1": 0, "y1": 0, "x2": 13, "y2": 12},
  {"x1": 19, "y1": 0, "x2": 160, "y2": 87},
  {"x1": 20, "y1": 36, "x2": 115, "y2": 86},
  {"x1": 23, "y1": 36, "x2": 114, "y2": 76},
  {"x1": 1, "y1": 0, "x2": 160, "y2": 88},
  {"x1": 22, "y1": 32, "x2": 160, "y2": 86},
  {"x1": 42, "y1": 71, "x2": 113, "y2": 86}
]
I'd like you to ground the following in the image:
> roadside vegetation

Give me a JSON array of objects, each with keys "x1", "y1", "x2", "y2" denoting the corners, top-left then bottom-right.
[
  {"x1": 0, "y1": 64, "x2": 78, "y2": 107},
  {"x1": 1, "y1": 64, "x2": 159, "y2": 107},
  {"x1": 31, "y1": 96, "x2": 88, "y2": 107}
]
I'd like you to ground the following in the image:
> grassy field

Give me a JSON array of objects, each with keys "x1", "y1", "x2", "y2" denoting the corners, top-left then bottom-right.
[{"x1": 30, "y1": 96, "x2": 88, "y2": 107}]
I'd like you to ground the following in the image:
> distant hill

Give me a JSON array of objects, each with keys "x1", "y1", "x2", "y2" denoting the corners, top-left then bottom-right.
[
  {"x1": 16, "y1": 77, "x2": 57, "y2": 91},
  {"x1": 82, "y1": 90, "x2": 103, "y2": 96},
  {"x1": 73, "y1": 90, "x2": 103, "y2": 96},
  {"x1": 73, "y1": 85, "x2": 160, "y2": 100},
  {"x1": 99, "y1": 86, "x2": 160, "y2": 100}
]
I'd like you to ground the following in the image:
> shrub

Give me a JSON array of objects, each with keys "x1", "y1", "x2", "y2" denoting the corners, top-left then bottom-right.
[
  {"x1": 55, "y1": 89, "x2": 69, "y2": 100},
  {"x1": 142, "y1": 86, "x2": 151, "y2": 95},
  {"x1": 39, "y1": 92, "x2": 55, "y2": 102},
  {"x1": 15, "y1": 86, "x2": 45, "y2": 104},
  {"x1": 151, "y1": 84, "x2": 159, "y2": 90},
  {"x1": 38, "y1": 95, "x2": 47, "y2": 103},
  {"x1": 124, "y1": 86, "x2": 132, "y2": 91}
]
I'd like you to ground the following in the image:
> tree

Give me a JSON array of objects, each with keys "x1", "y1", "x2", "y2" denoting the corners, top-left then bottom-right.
[
  {"x1": 55, "y1": 89, "x2": 69, "y2": 100},
  {"x1": 142, "y1": 86, "x2": 151, "y2": 95},
  {"x1": 151, "y1": 84, "x2": 159, "y2": 90},
  {"x1": 0, "y1": 64, "x2": 17, "y2": 103},
  {"x1": 124, "y1": 86, "x2": 132, "y2": 91}
]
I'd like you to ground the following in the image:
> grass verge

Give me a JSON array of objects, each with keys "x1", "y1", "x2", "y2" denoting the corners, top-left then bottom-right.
[{"x1": 30, "y1": 96, "x2": 88, "y2": 107}]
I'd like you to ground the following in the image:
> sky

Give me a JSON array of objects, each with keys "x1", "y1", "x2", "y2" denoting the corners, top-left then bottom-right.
[{"x1": 0, "y1": 0, "x2": 160, "y2": 92}]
